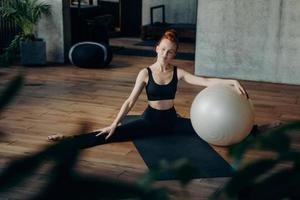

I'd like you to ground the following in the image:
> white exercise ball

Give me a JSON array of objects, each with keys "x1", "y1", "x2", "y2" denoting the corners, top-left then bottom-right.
[{"x1": 190, "y1": 84, "x2": 254, "y2": 146}]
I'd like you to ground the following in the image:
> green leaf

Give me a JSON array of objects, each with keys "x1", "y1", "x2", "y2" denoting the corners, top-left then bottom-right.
[
  {"x1": 228, "y1": 134, "x2": 256, "y2": 161},
  {"x1": 224, "y1": 159, "x2": 277, "y2": 198},
  {"x1": 0, "y1": 124, "x2": 88, "y2": 192},
  {"x1": 172, "y1": 158, "x2": 201, "y2": 186},
  {"x1": 34, "y1": 173, "x2": 169, "y2": 200},
  {"x1": 0, "y1": 34, "x2": 22, "y2": 67},
  {"x1": 137, "y1": 159, "x2": 200, "y2": 189},
  {"x1": 137, "y1": 168, "x2": 163, "y2": 189},
  {"x1": 0, "y1": 75, "x2": 24, "y2": 113},
  {"x1": 229, "y1": 122, "x2": 300, "y2": 162},
  {"x1": 258, "y1": 131, "x2": 290, "y2": 154},
  {"x1": 244, "y1": 168, "x2": 300, "y2": 200},
  {"x1": 0, "y1": 0, "x2": 50, "y2": 37},
  {"x1": 279, "y1": 151, "x2": 300, "y2": 166}
]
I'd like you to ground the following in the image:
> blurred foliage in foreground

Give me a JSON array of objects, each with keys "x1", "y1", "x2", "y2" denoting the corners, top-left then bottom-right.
[
  {"x1": 0, "y1": 75, "x2": 300, "y2": 199},
  {"x1": 0, "y1": 75, "x2": 198, "y2": 200},
  {"x1": 211, "y1": 120, "x2": 300, "y2": 200}
]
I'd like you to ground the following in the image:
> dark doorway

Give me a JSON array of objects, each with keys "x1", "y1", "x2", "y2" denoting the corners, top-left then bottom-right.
[{"x1": 69, "y1": 0, "x2": 142, "y2": 45}]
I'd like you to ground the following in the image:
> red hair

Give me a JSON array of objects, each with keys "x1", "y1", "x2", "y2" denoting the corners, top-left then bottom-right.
[{"x1": 158, "y1": 29, "x2": 179, "y2": 51}]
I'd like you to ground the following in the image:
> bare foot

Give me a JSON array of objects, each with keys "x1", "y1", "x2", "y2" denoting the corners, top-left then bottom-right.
[{"x1": 47, "y1": 134, "x2": 65, "y2": 142}]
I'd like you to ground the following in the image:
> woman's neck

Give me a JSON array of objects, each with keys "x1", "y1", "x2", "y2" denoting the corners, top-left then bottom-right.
[{"x1": 154, "y1": 62, "x2": 172, "y2": 72}]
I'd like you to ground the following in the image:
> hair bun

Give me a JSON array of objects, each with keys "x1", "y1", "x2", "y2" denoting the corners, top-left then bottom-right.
[
  {"x1": 164, "y1": 29, "x2": 178, "y2": 38},
  {"x1": 158, "y1": 29, "x2": 179, "y2": 50}
]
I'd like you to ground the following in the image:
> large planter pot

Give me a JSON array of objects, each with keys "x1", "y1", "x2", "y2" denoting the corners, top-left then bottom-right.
[{"x1": 20, "y1": 39, "x2": 47, "y2": 66}]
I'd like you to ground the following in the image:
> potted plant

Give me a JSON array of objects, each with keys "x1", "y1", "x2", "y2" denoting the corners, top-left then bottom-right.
[{"x1": 0, "y1": 0, "x2": 50, "y2": 66}]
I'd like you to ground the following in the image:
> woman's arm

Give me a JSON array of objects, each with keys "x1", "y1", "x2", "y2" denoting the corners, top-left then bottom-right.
[
  {"x1": 96, "y1": 69, "x2": 148, "y2": 139},
  {"x1": 111, "y1": 69, "x2": 147, "y2": 126},
  {"x1": 178, "y1": 68, "x2": 248, "y2": 97}
]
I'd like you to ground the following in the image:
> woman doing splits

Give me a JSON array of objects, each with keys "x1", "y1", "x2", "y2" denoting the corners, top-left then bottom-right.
[{"x1": 48, "y1": 29, "x2": 250, "y2": 147}]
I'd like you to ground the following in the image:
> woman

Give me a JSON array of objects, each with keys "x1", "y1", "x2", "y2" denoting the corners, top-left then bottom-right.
[{"x1": 48, "y1": 29, "x2": 249, "y2": 145}]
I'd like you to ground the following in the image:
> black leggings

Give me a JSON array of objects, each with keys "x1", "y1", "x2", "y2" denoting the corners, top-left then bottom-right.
[{"x1": 71, "y1": 106, "x2": 196, "y2": 149}]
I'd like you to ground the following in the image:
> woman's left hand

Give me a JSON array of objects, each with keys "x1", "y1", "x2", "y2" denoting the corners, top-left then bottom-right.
[{"x1": 232, "y1": 80, "x2": 249, "y2": 99}]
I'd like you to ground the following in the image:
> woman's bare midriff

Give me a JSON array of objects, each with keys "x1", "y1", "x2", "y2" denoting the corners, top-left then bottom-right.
[{"x1": 148, "y1": 99, "x2": 174, "y2": 110}]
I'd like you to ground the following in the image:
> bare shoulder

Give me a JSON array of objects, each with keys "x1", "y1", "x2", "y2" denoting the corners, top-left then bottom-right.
[
  {"x1": 176, "y1": 67, "x2": 190, "y2": 79},
  {"x1": 138, "y1": 68, "x2": 149, "y2": 77},
  {"x1": 176, "y1": 67, "x2": 185, "y2": 73},
  {"x1": 136, "y1": 68, "x2": 149, "y2": 83}
]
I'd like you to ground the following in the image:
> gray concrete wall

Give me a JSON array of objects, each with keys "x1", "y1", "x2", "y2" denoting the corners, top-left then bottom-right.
[
  {"x1": 195, "y1": 0, "x2": 300, "y2": 85},
  {"x1": 37, "y1": 0, "x2": 71, "y2": 63},
  {"x1": 142, "y1": 0, "x2": 197, "y2": 25}
]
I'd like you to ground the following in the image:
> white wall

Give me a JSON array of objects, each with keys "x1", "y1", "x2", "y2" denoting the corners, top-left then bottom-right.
[
  {"x1": 195, "y1": 0, "x2": 300, "y2": 85},
  {"x1": 37, "y1": 0, "x2": 70, "y2": 63},
  {"x1": 142, "y1": 0, "x2": 198, "y2": 25}
]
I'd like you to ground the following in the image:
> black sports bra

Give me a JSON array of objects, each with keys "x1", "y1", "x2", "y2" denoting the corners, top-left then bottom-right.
[{"x1": 146, "y1": 67, "x2": 178, "y2": 101}]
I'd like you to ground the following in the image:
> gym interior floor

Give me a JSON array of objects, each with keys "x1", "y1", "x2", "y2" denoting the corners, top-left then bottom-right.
[{"x1": 0, "y1": 37, "x2": 300, "y2": 199}]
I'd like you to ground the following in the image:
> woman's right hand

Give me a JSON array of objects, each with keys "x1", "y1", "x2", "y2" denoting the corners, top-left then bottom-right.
[{"x1": 95, "y1": 123, "x2": 117, "y2": 140}]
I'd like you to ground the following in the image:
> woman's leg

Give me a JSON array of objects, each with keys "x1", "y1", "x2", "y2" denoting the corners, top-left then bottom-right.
[
  {"x1": 53, "y1": 116, "x2": 153, "y2": 149},
  {"x1": 171, "y1": 117, "x2": 282, "y2": 137},
  {"x1": 171, "y1": 117, "x2": 196, "y2": 135}
]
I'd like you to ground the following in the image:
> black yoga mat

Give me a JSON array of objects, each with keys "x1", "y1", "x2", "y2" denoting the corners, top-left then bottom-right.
[{"x1": 122, "y1": 116, "x2": 234, "y2": 180}]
